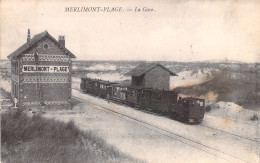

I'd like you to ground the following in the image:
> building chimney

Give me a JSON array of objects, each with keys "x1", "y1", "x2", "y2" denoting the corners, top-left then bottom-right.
[
  {"x1": 58, "y1": 35, "x2": 65, "y2": 47},
  {"x1": 27, "y1": 29, "x2": 31, "y2": 43}
]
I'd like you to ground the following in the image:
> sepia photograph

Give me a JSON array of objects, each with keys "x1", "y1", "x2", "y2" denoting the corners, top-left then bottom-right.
[{"x1": 0, "y1": 0, "x2": 259, "y2": 162}]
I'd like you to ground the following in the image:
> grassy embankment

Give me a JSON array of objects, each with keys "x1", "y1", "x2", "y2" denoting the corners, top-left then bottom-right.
[{"x1": 1, "y1": 109, "x2": 139, "y2": 163}]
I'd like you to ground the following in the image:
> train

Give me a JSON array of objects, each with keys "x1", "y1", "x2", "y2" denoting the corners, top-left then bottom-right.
[{"x1": 80, "y1": 77, "x2": 205, "y2": 123}]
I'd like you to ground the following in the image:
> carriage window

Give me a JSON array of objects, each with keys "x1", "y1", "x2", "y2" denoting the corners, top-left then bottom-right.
[{"x1": 100, "y1": 84, "x2": 106, "y2": 89}]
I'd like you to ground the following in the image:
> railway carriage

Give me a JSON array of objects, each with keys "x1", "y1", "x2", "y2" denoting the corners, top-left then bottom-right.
[
  {"x1": 111, "y1": 85, "x2": 127, "y2": 101},
  {"x1": 139, "y1": 88, "x2": 178, "y2": 113},
  {"x1": 80, "y1": 77, "x2": 205, "y2": 124},
  {"x1": 111, "y1": 80, "x2": 130, "y2": 102},
  {"x1": 81, "y1": 77, "x2": 116, "y2": 97},
  {"x1": 80, "y1": 77, "x2": 95, "y2": 94},
  {"x1": 97, "y1": 80, "x2": 116, "y2": 98},
  {"x1": 125, "y1": 86, "x2": 142, "y2": 107},
  {"x1": 92, "y1": 80, "x2": 101, "y2": 96}
]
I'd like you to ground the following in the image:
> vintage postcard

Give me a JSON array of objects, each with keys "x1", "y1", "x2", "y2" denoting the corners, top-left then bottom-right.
[{"x1": 1, "y1": 0, "x2": 259, "y2": 162}]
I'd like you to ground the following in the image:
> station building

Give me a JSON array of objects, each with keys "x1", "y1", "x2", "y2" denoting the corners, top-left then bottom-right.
[
  {"x1": 8, "y1": 29, "x2": 76, "y2": 109},
  {"x1": 125, "y1": 63, "x2": 177, "y2": 90}
]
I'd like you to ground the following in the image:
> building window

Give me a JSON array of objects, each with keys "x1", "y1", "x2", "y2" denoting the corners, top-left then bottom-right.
[
  {"x1": 12, "y1": 62, "x2": 14, "y2": 73},
  {"x1": 15, "y1": 61, "x2": 18, "y2": 74},
  {"x1": 43, "y1": 43, "x2": 49, "y2": 49},
  {"x1": 12, "y1": 83, "x2": 14, "y2": 96},
  {"x1": 12, "y1": 60, "x2": 18, "y2": 75},
  {"x1": 12, "y1": 61, "x2": 14, "y2": 74},
  {"x1": 14, "y1": 83, "x2": 18, "y2": 98}
]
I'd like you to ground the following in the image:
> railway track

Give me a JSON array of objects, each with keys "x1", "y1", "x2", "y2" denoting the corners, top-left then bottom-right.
[
  {"x1": 139, "y1": 107, "x2": 259, "y2": 143},
  {"x1": 72, "y1": 94, "x2": 251, "y2": 163},
  {"x1": 72, "y1": 87, "x2": 259, "y2": 144},
  {"x1": 137, "y1": 107, "x2": 259, "y2": 143},
  {"x1": 198, "y1": 123, "x2": 259, "y2": 143}
]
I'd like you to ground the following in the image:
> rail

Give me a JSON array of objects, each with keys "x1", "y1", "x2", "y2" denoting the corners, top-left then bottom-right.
[{"x1": 72, "y1": 92, "x2": 251, "y2": 163}]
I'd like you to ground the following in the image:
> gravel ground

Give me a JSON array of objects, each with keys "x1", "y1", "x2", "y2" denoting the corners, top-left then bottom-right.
[{"x1": 44, "y1": 89, "x2": 259, "y2": 163}]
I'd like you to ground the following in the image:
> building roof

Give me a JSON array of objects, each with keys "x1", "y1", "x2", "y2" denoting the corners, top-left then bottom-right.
[
  {"x1": 7, "y1": 30, "x2": 76, "y2": 59},
  {"x1": 125, "y1": 63, "x2": 177, "y2": 76}
]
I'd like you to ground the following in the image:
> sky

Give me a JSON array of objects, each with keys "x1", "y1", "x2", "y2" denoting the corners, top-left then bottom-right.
[{"x1": 1, "y1": 0, "x2": 260, "y2": 62}]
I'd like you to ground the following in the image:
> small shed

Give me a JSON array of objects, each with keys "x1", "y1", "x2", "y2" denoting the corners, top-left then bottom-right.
[{"x1": 125, "y1": 63, "x2": 177, "y2": 90}]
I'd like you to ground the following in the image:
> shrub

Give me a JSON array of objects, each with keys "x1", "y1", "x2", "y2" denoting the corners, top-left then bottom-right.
[
  {"x1": 0, "y1": 88, "x2": 11, "y2": 99},
  {"x1": 1, "y1": 110, "x2": 137, "y2": 163},
  {"x1": 250, "y1": 114, "x2": 259, "y2": 121}
]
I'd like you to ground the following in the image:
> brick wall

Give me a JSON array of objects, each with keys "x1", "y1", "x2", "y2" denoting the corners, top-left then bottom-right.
[{"x1": 15, "y1": 38, "x2": 72, "y2": 109}]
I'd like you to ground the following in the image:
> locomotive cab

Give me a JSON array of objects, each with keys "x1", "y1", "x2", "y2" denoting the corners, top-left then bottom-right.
[{"x1": 180, "y1": 97, "x2": 205, "y2": 123}]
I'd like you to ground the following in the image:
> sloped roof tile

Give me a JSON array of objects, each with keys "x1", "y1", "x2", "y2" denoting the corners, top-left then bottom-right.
[
  {"x1": 8, "y1": 31, "x2": 76, "y2": 59},
  {"x1": 125, "y1": 63, "x2": 177, "y2": 76}
]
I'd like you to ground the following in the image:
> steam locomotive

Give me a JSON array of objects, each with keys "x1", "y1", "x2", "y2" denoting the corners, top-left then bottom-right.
[{"x1": 80, "y1": 77, "x2": 205, "y2": 123}]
